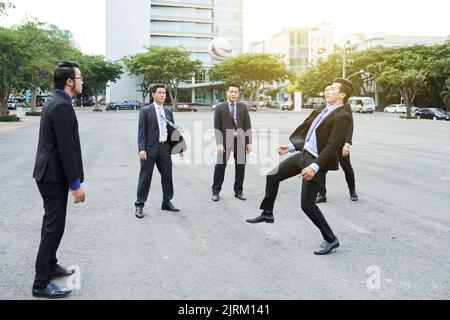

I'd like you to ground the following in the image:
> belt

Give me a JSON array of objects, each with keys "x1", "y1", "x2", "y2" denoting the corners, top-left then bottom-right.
[{"x1": 158, "y1": 141, "x2": 168, "y2": 146}]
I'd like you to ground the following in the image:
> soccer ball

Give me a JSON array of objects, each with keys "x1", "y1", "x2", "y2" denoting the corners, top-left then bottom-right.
[{"x1": 208, "y1": 38, "x2": 232, "y2": 61}]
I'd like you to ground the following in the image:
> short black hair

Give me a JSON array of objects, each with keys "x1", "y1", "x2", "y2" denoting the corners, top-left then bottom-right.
[
  {"x1": 152, "y1": 84, "x2": 166, "y2": 94},
  {"x1": 54, "y1": 61, "x2": 80, "y2": 90},
  {"x1": 227, "y1": 83, "x2": 240, "y2": 91},
  {"x1": 333, "y1": 78, "x2": 354, "y2": 103}
]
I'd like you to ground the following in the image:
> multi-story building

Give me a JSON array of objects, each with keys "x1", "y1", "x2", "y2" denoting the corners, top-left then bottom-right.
[
  {"x1": 249, "y1": 23, "x2": 334, "y2": 76},
  {"x1": 105, "y1": 0, "x2": 243, "y2": 104}
]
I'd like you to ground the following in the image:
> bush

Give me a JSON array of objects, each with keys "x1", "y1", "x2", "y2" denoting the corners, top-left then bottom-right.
[
  {"x1": 0, "y1": 115, "x2": 21, "y2": 122},
  {"x1": 26, "y1": 112, "x2": 42, "y2": 116}
]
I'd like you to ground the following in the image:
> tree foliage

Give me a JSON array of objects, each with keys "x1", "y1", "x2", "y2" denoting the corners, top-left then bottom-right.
[
  {"x1": 209, "y1": 53, "x2": 293, "y2": 101},
  {"x1": 123, "y1": 46, "x2": 202, "y2": 108}
]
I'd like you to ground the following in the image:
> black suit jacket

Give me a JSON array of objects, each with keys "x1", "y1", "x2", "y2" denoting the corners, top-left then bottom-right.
[
  {"x1": 33, "y1": 91, "x2": 84, "y2": 184},
  {"x1": 138, "y1": 104, "x2": 177, "y2": 158},
  {"x1": 344, "y1": 103, "x2": 354, "y2": 145},
  {"x1": 289, "y1": 105, "x2": 351, "y2": 171},
  {"x1": 214, "y1": 102, "x2": 252, "y2": 148}
]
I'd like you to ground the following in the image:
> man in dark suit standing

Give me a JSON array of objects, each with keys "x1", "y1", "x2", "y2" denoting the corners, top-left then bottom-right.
[
  {"x1": 316, "y1": 90, "x2": 358, "y2": 203},
  {"x1": 135, "y1": 84, "x2": 183, "y2": 219},
  {"x1": 212, "y1": 84, "x2": 252, "y2": 202},
  {"x1": 32, "y1": 61, "x2": 85, "y2": 298},
  {"x1": 247, "y1": 78, "x2": 354, "y2": 255}
]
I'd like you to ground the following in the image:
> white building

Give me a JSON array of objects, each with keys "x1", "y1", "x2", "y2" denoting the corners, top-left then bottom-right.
[
  {"x1": 105, "y1": 0, "x2": 244, "y2": 104},
  {"x1": 249, "y1": 23, "x2": 334, "y2": 76}
]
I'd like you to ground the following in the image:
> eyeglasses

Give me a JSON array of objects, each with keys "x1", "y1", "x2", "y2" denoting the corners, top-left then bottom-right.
[{"x1": 72, "y1": 76, "x2": 83, "y2": 80}]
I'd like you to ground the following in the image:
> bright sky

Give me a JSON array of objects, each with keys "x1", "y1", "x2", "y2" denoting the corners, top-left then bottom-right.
[{"x1": 1, "y1": 0, "x2": 449, "y2": 55}]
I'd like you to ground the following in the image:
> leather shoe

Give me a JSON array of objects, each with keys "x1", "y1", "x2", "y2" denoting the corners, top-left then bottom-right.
[
  {"x1": 246, "y1": 211, "x2": 274, "y2": 224},
  {"x1": 32, "y1": 282, "x2": 72, "y2": 299},
  {"x1": 135, "y1": 207, "x2": 144, "y2": 219},
  {"x1": 350, "y1": 190, "x2": 358, "y2": 202},
  {"x1": 50, "y1": 265, "x2": 75, "y2": 280},
  {"x1": 212, "y1": 194, "x2": 220, "y2": 202},
  {"x1": 315, "y1": 193, "x2": 327, "y2": 204},
  {"x1": 314, "y1": 238, "x2": 340, "y2": 255},
  {"x1": 162, "y1": 201, "x2": 180, "y2": 212},
  {"x1": 235, "y1": 193, "x2": 247, "y2": 201}
]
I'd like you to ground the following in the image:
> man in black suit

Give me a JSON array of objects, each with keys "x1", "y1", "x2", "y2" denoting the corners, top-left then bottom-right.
[
  {"x1": 247, "y1": 78, "x2": 354, "y2": 255},
  {"x1": 32, "y1": 61, "x2": 85, "y2": 298},
  {"x1": 135, "y1": 84, "x2": 183, "y2": 219},
  {"x1": 316, "y1": 88, "x2": 358, "y2": 203},
  {"x1": 212, "y1": 84, "x2": 252, "y2": 202}
]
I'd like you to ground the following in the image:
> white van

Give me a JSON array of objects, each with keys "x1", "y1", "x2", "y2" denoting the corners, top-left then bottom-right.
[{"x1": 348, "y1": 97, "x2": 376, "y2": 113}]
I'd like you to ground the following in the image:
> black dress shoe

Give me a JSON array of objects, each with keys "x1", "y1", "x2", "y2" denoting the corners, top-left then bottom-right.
[
  {"x1": 162, "y1": 201, "x2": 180, "y2": 212},
  {"x1": 315, "y1": 193, "x2": 327, "y2": 204},
  {"x1": 32, "y1": 282, "x2": 72, "y2": 299},
  {"x1": 212, "y1": 194, "x2": 220, "y2": 202},
  {"x1": 314, "y1": 238, "x2": 340, "y2": 255},
  {"x1": 350, "y1": 190, "x2": 358, "y2": 202},
  {"x1": 246, "y1": 211, "x2": 274, "y2": 224},
  {"x1": 135, "y1": 207, "x2": 144, "y2": 219},
  {"x1": 50, "y1": 265, "x2": 75, "y2": 280},
  {"x1": 235, "y1": 193, "x2": 247, "y2": 201}
]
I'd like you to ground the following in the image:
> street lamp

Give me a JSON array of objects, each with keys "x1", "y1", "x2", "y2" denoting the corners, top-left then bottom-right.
[{"x1": 347, "y1": 69, "x2": 365, "y2": 80}]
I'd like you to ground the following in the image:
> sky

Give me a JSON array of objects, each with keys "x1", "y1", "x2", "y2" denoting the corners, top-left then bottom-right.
[{"x1": 1, "y1": 0, "x2": 449, "y2": 55}]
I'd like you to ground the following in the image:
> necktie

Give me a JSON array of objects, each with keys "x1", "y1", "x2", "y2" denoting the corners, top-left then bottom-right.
[
  {"x1": 306, "y1": 108, "x2": 329, "y2": 142},
  {"x1": 230, "y1": 103, "x2": 237, "y2": 128}
]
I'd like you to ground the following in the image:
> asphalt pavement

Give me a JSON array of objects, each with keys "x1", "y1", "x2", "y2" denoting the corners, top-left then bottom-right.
[{"x1": 0, "y1": 108, "x2": 449, "y2": 300}]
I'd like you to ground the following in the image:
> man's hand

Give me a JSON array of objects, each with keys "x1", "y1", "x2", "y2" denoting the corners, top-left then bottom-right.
[
  {"x1": 71, "y1": 187, "x2": 86, "y2": 204},
  {"x1": 276, "y1": 145, "x2": 290, "y2": 156},
  {"x1": 139, "y1": 151, "x2": 147, "y2": 161},
  {"x1": 246, "y1": 144, "x2": 253, "y2": 154},
  {"x1": 342, "y1": 144, "x2": 350, "y2": 157},
  {"x1": 217, "y1": 144, "x2": 225, "y2": 154},
  {"x1": 300, "y1": 167, "x2": 316, "y2": 181}
]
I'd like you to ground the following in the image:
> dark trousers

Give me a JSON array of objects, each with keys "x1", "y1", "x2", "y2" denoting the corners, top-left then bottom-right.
[
  {"x1": 318, "y1": 153, "x2": 355, "y2": 195},
  {"x1": 135, "y1": 143, "x2": 174, "y2": 208},
  {"x1": 259, "y1": 151, "x2": 336, "y2": 242},
  {"x1": 212, "y1": 138, "x2": 246, "y2": 195},
  {"x1": 34, "y1": 182, "x2": 69, "y2": 290}
]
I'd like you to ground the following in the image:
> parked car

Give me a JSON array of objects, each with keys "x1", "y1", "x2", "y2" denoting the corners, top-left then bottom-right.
[
  {"x1": 416, "y1": 108, "x2": 450, "y2": 121},
  {"x1": 105, "y1": 103, "x2": 118, "y2": 112},
  {"x1": 384, "y1": 104, "x2": 418, "y2": 114},
  {"x1": 112, "y1": 101, "x2": 141, "y2": 110},
  {"x1": 176, "y1": 104, "x2": 198, "y2": 112},
  {"x1": 7, "y1": 100, "x2": 19, "y2": 110},
  {"x1": 81, "y1": 97, "x2": 96, "y2": 106},
  {"x1": 281, "y1": 101, "x2": 294, "y2": 111},
  {"x1": 348, "y1": 97, "x2": 375, "y2": 113}
]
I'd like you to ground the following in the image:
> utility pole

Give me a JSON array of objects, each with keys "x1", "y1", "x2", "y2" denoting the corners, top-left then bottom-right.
[{"x1": 343, "y1": 40, "x2": 351, "y2": 78}]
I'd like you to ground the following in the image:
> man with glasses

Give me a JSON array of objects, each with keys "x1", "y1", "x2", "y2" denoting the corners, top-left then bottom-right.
[{"x1": 32, "y1": 61, "x2": 85, "y2": 298}]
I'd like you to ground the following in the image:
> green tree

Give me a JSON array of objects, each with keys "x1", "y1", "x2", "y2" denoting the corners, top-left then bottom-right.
[
  {"x1": 78, "y1": 54, "x2": 123, "y2": 111},
  {"x1": 209, "y1": 53, "x2": 293, "y2": 102},
  {"x1": 122, "y1": 55, "x2": 153, "y2": 105},
  {"x1": 17, "y1": 21, "x2": 76, "y2": 112},
  {"x1": 297, "y1": 52, "x2": 343, "y2": 100},
  {"x1": 0, "y1": 27, "x2": 26, "y2": 115},
  {"x1": 368, "y1": 47, "x2": 432, "y2": 117},
  {"x1": 124, "y1": 46, "x2": 202, "y2": 108}
]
